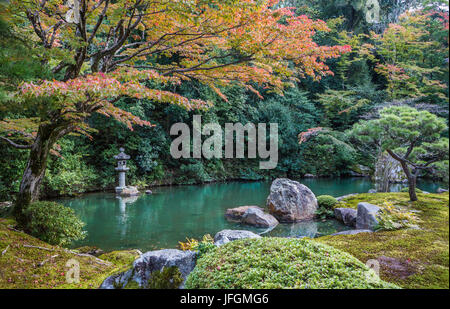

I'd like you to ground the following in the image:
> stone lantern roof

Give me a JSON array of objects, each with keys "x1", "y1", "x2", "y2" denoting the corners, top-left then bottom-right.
[{"x1": 114, "y1": 147, "x2": 130, "y2": 161}]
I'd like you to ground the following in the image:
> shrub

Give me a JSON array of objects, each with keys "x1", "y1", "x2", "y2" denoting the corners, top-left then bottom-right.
[
  {"x1": 185, "y1": 237, "x2": 399, "y2": 289},
  {"x1": 22, "y1": 201, "x2": 86, "y2": 246},
  {"x1": 317, "y1": 195, "x2": 338, "y2": 210},
  {"x1": 316, "y1": 195, "x2": 338, "y2": 218}
]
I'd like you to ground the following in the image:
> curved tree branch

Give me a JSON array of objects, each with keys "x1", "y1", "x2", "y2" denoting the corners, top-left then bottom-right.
[{"x1": 0, "y1": 136, "x2": 32, "y2": 149}]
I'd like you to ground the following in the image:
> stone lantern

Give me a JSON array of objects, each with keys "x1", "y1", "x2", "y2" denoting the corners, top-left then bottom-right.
[{"x1": 114, "y1": 148, "x2": 139, "y2": 196}]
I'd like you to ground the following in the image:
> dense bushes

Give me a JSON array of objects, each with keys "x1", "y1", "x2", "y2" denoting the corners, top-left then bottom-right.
[
  {"x1": 316, "y1": 195, "x2": 338, "y2": 219},
  {"x1": 317, "y1": 195, "x2": 338, "y2": 209},
  {"x1": 301, "y1": 130, "x2": 357, "y2": 177},
  {"x1": 185, "y1": 237, "x2": 398, "y2": 289},
  {"x1": 22, "y1": 201, "x2": 86, "y2": 246}
]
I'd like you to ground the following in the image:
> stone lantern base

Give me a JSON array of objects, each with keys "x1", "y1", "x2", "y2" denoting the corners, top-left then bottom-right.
[{"x1": 116, "y1": 185, "x2": 140, "y2": 197}]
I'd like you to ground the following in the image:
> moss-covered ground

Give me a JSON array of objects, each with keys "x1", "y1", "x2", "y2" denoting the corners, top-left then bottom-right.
[
  {"x1": 317, "y1": 192, "x2": 449, "y2": 289},
  {"x1": 185, "y1": 237, "x2": 398, "y2": 289},
  {"x1": 0, "y1": 218, "x2": 139, "y2": 289}
]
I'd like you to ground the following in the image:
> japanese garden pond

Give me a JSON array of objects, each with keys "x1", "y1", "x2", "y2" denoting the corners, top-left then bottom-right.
[{"x1": 58, "y1": 178, "x2": 443, "y2": 252}]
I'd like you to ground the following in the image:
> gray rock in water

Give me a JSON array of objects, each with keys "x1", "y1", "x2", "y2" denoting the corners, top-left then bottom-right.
[
  {"x1": 100, "y1": 249, "x2": 196, "y2": 289},
  {"x1": 356, "y1": 202, "x2": 381, "y2": 230},
  {"x1": 331, "y1": 229, "x2": 373, "y2": 236},
  {"x1": 334, "y1": 208, "x2": 357, "y2": 227},
  {"x1": 214, "y1": 229, "x2": 261, "y2": 246},
  {"x1": 303, "y1": 173, "x2": 317, "y2": 178},
  {"x1": 437, "y1": 188, "x2": 449, "y2": 193},
  {"x1": 368, "y1": 189, "x2": 377, "y2": 193},
  {"x1": 242, "y1": 208, "x2": 278, "y2": 228},
  {"x1": 118, "y1": 185, "x2": 140, "y2": 197},
  {"x1": 145, "y1": 190, "x2": 152, "y2": 195},
  {"x1": 225, "y1": 206, "x2": 264, "y2": 221},
  {"x1": 266, "y1": 178, "x2": 318, "y2": 222}
]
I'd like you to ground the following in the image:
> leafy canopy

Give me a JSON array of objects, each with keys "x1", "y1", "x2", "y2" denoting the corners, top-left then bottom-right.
[
  {"x1": 350, "y1": 106, "x2": 449, "y2": 171},
  {"x1": 0, "y1": 0, "x2": 350, "y2": 147}
]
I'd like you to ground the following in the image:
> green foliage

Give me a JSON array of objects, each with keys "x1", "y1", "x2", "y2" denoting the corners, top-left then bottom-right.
[
  {"x1": 195, "y1": 242, "x2": 217, "y2": 258},
  {"x1": 43, "y1": 139, "x2": 97, "y2": 196},
  {"x1": 22, "y1": 201, "x2": 86, "y2": 246},
  {"x1": 0, "y1": 17, "x2": 50, "y2": 96},
  {"x1": 147, "y1": 266, "x2": 184, "y2": 289},
  {"x1": 317, "y1": 195, "x2": 338, "y2": 209},
  {"x1": 373, "y1": 11, "x2": 449, "y2": 103},
  {"x1": 185, "y1": 237, "x2": 398, "y2": 289},
  {"x1": 302, "y1": 129, "x2": 357, "y2": 176},
  {"x1": 316, "y1": 195, "x2": 338, "y2": 219},
  {"x1": 179, "y1": 162, "x2": 212, "y2": 184},
  {"x1": 350, "y1": 106, "x2": 449, "y2": 187},
  {"x1": 317, "y1": 89, "x2": 370, "y2": 129}
]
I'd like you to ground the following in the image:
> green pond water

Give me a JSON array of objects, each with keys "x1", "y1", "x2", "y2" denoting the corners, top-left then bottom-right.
[{"x1": 59, "y1": 178, "x2": 443, "y2": 252}]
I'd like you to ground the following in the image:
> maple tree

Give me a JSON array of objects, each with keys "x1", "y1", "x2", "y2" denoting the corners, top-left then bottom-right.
[
  {"x1": 372, "y1": 10, "x2": 449, "y2": 101},
  {"x1": 0, "y1": 0, "x2": 350, "y2": 224}
]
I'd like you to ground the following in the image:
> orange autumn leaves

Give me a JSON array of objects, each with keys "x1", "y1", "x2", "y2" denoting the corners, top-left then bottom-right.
[{"x1": 5, "y1": 0, "x2": 350, "y2": 139}]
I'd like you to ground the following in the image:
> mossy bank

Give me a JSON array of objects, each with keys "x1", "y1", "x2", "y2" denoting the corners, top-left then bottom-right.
[
  {"x1": 0, "y1": 218, "x2": 139, "y2": 289},
  {"x1": 318, "y1": 192, "x2": 449, "y2": 289}
]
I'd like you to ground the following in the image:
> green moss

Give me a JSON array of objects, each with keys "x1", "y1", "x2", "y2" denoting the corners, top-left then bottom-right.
[
  {"x1": 147, "y1": 266, "x2": 183, "y2": 289},
  {"x1": 318, "y1": 193, "x2": 449, "y2": 289},
  {"x1": 98, "y1": 250, "x2": 140, "y2": 268},
  {"x1": 0, "y1": 218, "x2": 137, "y2": 289},
  {"x1": 185, "y1": 237, "x2": 398, "y2": 289}
]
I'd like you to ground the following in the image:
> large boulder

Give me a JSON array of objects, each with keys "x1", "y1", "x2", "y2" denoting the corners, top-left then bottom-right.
[
  {"x1": 214, "y1": 230, "x2": 261, "y2": 246},
  {"x1": 266, "y1": 178, "x2": 318, "y2": 222},
  {"x1": 374, "y1": 152, "x2": 407, "y2": 192},
  {"x1": 356, "y1": 202, "x2": 381, "y2": 230},
  {"x1": 100, "y1": 249, "x2": 196, "y2": 289},
  {"x1": 334, "y1": 208, "x2": 357, "y2": 227},
  {"x1": 241, "y1": 208, "x2": 279, "y2": 228},
  {"x1": 225, "y1": 206, "x2": 264, "y2": 221}
]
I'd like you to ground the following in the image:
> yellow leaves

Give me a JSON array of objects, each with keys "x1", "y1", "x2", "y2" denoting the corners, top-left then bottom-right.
[{"x1": 178, "y1": 234, "x2": 213, "y2": 251}]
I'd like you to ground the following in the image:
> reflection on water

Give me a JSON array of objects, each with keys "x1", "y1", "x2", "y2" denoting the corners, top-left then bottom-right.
[{"x1": 59, "y1": 178, "x2": 442, "y2": 252}]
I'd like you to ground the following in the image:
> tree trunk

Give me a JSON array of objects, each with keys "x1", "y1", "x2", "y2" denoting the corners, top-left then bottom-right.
[
  {"x1": 399, "y1": 160, "x2": 418, "y2": 202},
  {"x1": 13, "y1": 124, "x2": 61, "y2": 226},
  {"x1": 386, "y1": 149, "x2": 418, "y2": 201}
]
